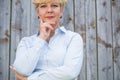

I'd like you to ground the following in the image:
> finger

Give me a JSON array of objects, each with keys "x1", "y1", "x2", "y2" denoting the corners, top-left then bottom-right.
[
  {"x1": 48, "y1": 28, "x2": 51, "y2": 32},
  {"x1": 46, "y1": 21, "x2": 56, "y2": 28},
  {"x1": 10, "y1": 66, "x2": 24, "y2": 80},
  {"x1": 46, "y1": 21, "x2": 55, "y2": 25},
  {"x1": 10, "y1": 66, "x2": 18, "y2": 74},
  {"x1": 10, "y1": 66, "x2": 15, "y2": 72},
  {"x1": 10, "y1": 66, "x2": 20, "y2": 76},
  {"x1": 43, "y1": 23, "x2": 54, "y2": 30}
]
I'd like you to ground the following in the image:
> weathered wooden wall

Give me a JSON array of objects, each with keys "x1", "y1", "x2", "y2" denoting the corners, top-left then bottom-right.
[{"x1": 0, "y1": 0, "x2": 120, "y2": 80}]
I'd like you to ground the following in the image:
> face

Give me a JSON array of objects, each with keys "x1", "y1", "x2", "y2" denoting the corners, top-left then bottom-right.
[{"x1": 37, "y1": 0, "x2": 63, "y2": 27}]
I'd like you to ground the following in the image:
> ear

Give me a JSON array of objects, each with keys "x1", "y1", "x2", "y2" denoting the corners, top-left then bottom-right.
[
  {"x1": 60, "y1": 13, "x2": 63, "y2": 18},
  {"x1": 37, "y1": 13, "x2": 40, "y2": 19}
]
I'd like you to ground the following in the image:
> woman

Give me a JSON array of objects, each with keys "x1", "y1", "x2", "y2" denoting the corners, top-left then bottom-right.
[{"x1": 10, "y1": 0, "x2": 83, "y2": 80}]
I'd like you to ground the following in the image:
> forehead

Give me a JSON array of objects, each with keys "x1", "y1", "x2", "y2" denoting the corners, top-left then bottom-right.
[{"x1": 39, "y1": 0, "x2": 60, "y2": 4}]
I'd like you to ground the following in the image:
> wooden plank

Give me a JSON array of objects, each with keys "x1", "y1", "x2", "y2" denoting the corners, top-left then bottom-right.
[
  {"x1": 60, "y1": 0, "x2": 74, "y2": 31},
  {"x1": 96, "y1": 0, "x2": 113, "y2": 80},
  {"x1": 30, "y1": 1, "x2": 39, "y2": 35},
  {"x1": 74, "y1": 0, "x2": 86, "y2": 80},
  {"x1": 112, "y1": 0, "x2": 120, "y2": 80},
  {"x1": 0, "y1": 0, "x2": 10, "y2": 80},
  {"x1": 85, "y1": 0, "x2": 97, "y2": 80},
  {"x1": 10, "y1": 0, "x2": 31, "y2": 80}
]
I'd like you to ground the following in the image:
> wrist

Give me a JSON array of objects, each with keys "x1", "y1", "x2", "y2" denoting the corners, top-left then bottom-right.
[
  {"x1": 24, "y1": 77, "x2": 27, "y2": 80},
  {"x1": 38, "y1": 35, "x2": 49, "y2": 43}
]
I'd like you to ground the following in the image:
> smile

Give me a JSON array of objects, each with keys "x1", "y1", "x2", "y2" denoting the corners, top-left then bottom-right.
[{"x1": 46, "y1": 16, "x2": 54, "y2": 19}]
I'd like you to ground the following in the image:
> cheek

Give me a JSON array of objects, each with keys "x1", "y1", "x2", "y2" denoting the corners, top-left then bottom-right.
[
  {"x1": 57, "y1": 12, "x2": 62, "y2": 18},
  {"x1": 37, "y1": 9, "x2": 44, "y2": 17},
  {"x1": 56, "y1": 10, "x2": 62, "y2": 16},
  {"x1": 59, "y1": 10, "x2": 63, "y2": 17},
  {"x1": 38, "y1": 11, "x2": 42, "y2": 16}
]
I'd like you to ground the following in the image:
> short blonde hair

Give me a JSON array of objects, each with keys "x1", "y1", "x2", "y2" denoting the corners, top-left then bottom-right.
[{"x1": 32, "y1": 0, "x2": 67, "y2": 9}]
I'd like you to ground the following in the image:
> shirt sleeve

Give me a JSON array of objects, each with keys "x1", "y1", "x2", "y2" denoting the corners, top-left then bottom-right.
[
  {"x1": 13, "y1": 36, "x2": 48, "y2": 76},
  {"x1": 28, "y1": 34, "x2": 83, "y2": 80}
]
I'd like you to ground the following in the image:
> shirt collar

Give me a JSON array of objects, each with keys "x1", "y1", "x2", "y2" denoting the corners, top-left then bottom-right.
[{"x1": 59, "y1": 26, "x2": 67, "y2": 34}]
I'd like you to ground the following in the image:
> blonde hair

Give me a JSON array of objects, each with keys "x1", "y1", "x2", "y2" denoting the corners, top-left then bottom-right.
[{"x1": 32, "y1": 0, "x2": 67, "y2": 9}]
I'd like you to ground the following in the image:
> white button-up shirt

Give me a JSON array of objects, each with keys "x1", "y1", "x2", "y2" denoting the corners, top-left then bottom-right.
[{"x1": 13, "y1": 26, "x2": 83, "y2": 80}]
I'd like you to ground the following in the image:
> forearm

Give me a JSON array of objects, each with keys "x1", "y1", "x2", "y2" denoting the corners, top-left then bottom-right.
[
  {"x1": 28, "y1": 62, "x2": 82, "y2": 80},
  {"x1": 28, "y1": 51, "x2": 83, "y2": 80},
  {"x1": 13, "y1": 37, "x2": 48, "y2": 76}
]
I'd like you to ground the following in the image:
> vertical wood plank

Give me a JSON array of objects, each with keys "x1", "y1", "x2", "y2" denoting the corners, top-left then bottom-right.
[
  {"x1": 96, "y1": 0, "x2": 113, "y2": 80},
  {"x1": 60, "y1": 0, "x2": 74, "y2": 31},
  {"x1": 0, "y1": 0, "x2": 10, "y2": 80},
  {"x1": 74, "y1": 0, "x2": 86, "y2": 80},
  {"x1": 85, "y1": 0, "x2": 97, "y2": 80},
  {"x1": 30, "y1": 1, "x2": 39, "y2": 35},
  {"x1": 112, "y1": 0, "x2": 120, "y2": 80},
  {"x1": 10, "y1": 0, "x2": 31, "y2": 80}
]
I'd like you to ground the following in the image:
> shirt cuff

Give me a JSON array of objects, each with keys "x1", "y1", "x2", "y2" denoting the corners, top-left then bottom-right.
[{"x1": 27, "y1": 71, "x2": 46, "y2": 80}]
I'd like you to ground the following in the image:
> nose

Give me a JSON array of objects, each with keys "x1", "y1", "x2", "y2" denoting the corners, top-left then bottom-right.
[{"x1": 47, "y1": 6, "x2": 53, "y2": 13}]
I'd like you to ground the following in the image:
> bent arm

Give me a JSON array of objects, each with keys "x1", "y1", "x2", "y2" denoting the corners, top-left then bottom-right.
[
  {"x1": 28, "y1": 34, "x2": 83, "y2": 80},
  {"x1": 13, "y1": 37, "x2": 48, "y2": 76}
]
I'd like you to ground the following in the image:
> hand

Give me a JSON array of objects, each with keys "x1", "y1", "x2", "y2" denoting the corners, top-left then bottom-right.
[
  {"x1": 10, "y1": 66, "x2": 27, "y2": 80},
  {"x1": 39, "y1": 19, "x2": 55, "y2": 42}
]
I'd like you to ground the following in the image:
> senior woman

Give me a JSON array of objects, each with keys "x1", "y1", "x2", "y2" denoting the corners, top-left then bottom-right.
[{"x1": 10, "y1": 0, "x2": 83, "y2": 80}]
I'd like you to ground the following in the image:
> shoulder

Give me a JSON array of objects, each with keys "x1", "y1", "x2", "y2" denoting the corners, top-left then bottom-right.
[
  {"x1": 60, "y1": 26, "x2": 83, "y2": 43},
  {"x1": 18, "y1": 34, "x2": 37, "y2": 47},
  {"x1": 66, "y1": 30, "x2": 83, "y2": 41},
  {"x1": 20, "y1": 34, "x2": 36, "y2": 42},
  {"x1": 63, "y1": 30, "x2": 83, "y2": 47}
]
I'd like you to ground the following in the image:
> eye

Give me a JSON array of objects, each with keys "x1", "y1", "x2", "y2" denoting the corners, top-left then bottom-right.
[
  {"x1": 40, "y1": 4, "x2": 47, "y2": 8},
  {"x1": 52, "y1": 4, "x2": 59, "y2": 8}
]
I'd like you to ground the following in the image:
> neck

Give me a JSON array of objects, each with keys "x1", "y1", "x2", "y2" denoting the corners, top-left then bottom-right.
[{"x1": 52, "y1": 22, "x2": 60, "y2": 30}]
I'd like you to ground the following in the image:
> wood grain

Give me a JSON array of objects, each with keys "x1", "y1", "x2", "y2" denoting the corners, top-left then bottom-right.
[
  {"x1": 0, "y1": 0, "x2": 10, "y2": 80},
  {"x1": 96, "y1": 0, "x2": 113, "y2": 80},
  {"x1": 10, "y1": 0, "x2": 31, "y2": 80},
  {"x1": 112, "y1": 0, "x2": 120, "y2": 80},
  {"x1": 74, "y1": 0, "x2": 86, "y2": 80},
  {"x1": 85, "y1": 0, "x2": 97, "y2": 80}
]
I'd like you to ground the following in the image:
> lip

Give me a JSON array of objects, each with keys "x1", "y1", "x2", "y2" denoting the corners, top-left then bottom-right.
[{"x1": 46, "y1": 16, "x2": 54, "y2": 19}]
